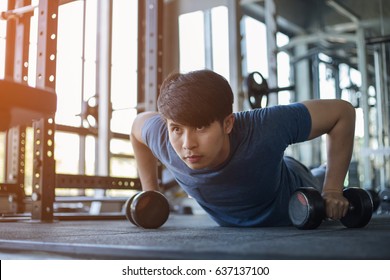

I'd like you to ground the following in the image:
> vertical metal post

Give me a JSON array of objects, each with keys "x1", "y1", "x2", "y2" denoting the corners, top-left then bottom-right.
[
  {"x1": 35, "y1": 0, "x2": 58, "y2": 89},
  {"x1": 31, "y1": 0, "x2": 59, "y2": 221},
  {"x1": 145, "y1": 0, "x2": 163, "y2": 112},
  {"x1": 137, "y1": 0, "x2": 163, "y2": 112},
  {"x1": 294, "y1": 43, "x2": 315, "y2": 166},
  {"x1": 31, "y1": 118, "x2": 55, "y2": 221},
  {"x1": 264, "y1": 0, "x2": 278, "y2": 106},
  {"x1": 294, "y1": 44, "x2": 311, "y2": 101},
  {"x1": 227, "y1": 0, "x2": 244, "y2": 112},
  {"x1": 13, "y1": 0, "x2": 31, "y2": 82},
  {"x1": 356, "y1": 27, "x2": 372, "y2": 189},
  {"x1": 374, "y1": 47, "x2": 387, "y2": 191},
  {"x1": 4, "y1": 0, "x2": 16, "y2": 78},
  {"x1": 312, "y1": 54, "x2": 321, "y2": 99},
  {"x1": 4, "y1": 0, "x2": 31, "y2": 214},
  {"x1": 6, "y1": 128, "x2": 26, "y2": 213},
  {"x1": 91, "y1": 0, "x2": 112, "y2": 214},
  {"x1": 311, "y1": 54, "x2": 322, "y2": 166},
  {"x1": 137, "y1": 0, "x2": 146, "y2": 112},
  {"x1": 204, "y1": 9, "x2": 213, "y2": 70},
  {"x1": 380, "y1": 43, "x2": 390, "y2": 190},
  {"x1": 96, "y1": 0, "x2": 112, "y2": 176},
  {"x1": 162, "y1": 0, "x2": 179, "y2": 76},
  {"x1": 78, "y1": 0, "x2": 87, "y2": 178},
  {"x1": 334, "y1": 64, "x2": 341, "y2": 100}
]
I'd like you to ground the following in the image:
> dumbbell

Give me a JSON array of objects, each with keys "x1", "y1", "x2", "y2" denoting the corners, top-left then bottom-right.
[
  {"x1": 366, "y1": 189, "x2": 380, "y2": 212},
  {"x1": 288, "y1": 187, "x2": 373, "y2": 230},
  {"x1": 379, "y1": 189, "x2": 390, "y2": 212},
  {"x1": 124, "y1": 190, "x2": 170, "y2": 229}
]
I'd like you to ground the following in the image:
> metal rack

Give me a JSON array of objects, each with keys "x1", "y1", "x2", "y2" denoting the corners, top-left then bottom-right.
[{"x1": 0, "y1": 0, "x2": 164, "y2": 222}]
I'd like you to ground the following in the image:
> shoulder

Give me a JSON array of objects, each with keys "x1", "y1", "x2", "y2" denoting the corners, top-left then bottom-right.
[
  {"x1": 131, "y1": 112, "x2": 162, "y2": 143},
  {"x1": 234, "y1": 103, "x2": 308, "y2": 123},
  {"x1": 301, "y1": 99, "x2": 354, "y2": 115},
  {"x1": 133, "y1": 111, "x2": 160, "y2": 126},
  {"x1": 300, "y1": 99, "x2": 355, "y2": 140},
  {"x1": 234, "y1": 104, "x2": 311, "y2": 143}
]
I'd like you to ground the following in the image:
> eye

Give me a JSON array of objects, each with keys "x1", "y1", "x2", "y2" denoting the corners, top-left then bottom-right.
[
  {"x1": 170, "y1": 126, "x2": 182, "y2": 134},
  {"x1": 196, "y1": 125, "x2": 208, "y2": 132}
]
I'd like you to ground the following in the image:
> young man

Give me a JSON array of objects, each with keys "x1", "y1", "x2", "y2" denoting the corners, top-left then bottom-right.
[{"x1": 131, "y1": 69, "x2": 356, "y2": 227}]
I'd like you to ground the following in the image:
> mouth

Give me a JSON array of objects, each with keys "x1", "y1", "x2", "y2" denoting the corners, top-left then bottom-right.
[{"x1": 183, "y1": 155, "x2": 202, "y2": 164}]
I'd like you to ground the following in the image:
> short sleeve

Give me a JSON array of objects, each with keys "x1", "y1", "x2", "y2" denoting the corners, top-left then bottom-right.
[{"x1": 141, "y1": 114, "x2": 169, "y2": 160}]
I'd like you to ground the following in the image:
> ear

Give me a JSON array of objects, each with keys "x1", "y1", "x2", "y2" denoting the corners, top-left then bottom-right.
[{"x1": 223, "y1": 114, "x2": 235, "y2": 134}]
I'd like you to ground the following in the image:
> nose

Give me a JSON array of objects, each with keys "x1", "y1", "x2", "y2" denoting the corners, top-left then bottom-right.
[{"x1": 182, "y1": 130, "x2": 197, "y2": 150}]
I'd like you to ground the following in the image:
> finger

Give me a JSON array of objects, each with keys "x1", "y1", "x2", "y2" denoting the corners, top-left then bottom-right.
[
  {"x1": 334, "y1": 200, "x2": 349, "y2": 219},
  {"x1": 326, "y1": 200, "x2": 348, "y2": 220},
  {"x1": 341, "y1": 201, "x2": 350, "y2": 218},
  {"x1": 325, "y1": 205, "x2": 336, "y2": 220}
]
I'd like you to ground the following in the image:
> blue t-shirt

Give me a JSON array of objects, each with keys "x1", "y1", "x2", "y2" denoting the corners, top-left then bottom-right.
[{"x1": 142, "y1": 103, "x2": 318, "y2": 227}]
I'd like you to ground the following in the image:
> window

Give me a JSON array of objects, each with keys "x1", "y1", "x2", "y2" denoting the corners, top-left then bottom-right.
[
  {"x1": 211, "y1": 6, "x2": 229, "y2": 80},
  {"x1": 111, "y1": 0, "x2": 138, "y2": 135},
  {"x1": 178, "y1": 5, "x2": 231, "y2": 82},
  {"x1": 179, "y1": 11, "x2": 206, "y2": 72}
]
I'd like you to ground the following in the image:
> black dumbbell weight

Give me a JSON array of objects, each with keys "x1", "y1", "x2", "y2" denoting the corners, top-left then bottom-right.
[
  {"x1": 288, "y1": 187, "x2": 373, "y2": 230},
  {"x1": 124, "y1": 190, "x2": 170, "y2": 229},
  {"x1": 379, "y1": 189, "x2": 390, "y2": 212},
  {"x1": 340, "y1": 188, "x2": 373, "y2": 228},
  {"x1": 366, "y1": 189, "x2": 380, "y2": 212}
]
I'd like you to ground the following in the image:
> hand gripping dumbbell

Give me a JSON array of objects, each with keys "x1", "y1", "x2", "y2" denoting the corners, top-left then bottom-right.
[
  {"x1": 288, "y1": 187, "x2": 373, "y2": 230},
  {"x1": 124, "y1": 190, "x2": 170, "y2": 229}
]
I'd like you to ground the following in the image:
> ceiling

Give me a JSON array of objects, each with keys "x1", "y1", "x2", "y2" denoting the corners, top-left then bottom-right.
[
  {"x1": 241, "y1": 0, "x2": 390, "y2": 80},
  {"x1": 242, "y1": 0, "x2": 390, "y2": 37}
]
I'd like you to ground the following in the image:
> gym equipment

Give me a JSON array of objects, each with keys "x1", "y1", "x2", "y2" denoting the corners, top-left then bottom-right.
[
  {"x1": 0, "y1": 4, "x2": 37, "y2": 20},
  {"x1": 366, "y1": 189, "x2": 380, "y2": 212},
  {"x1": 246, "y1": 71, "x2": 295, "y2": 109},
  {"x1": 288, "y1": 187, "x2": 373, "y2": 230},
  {"x1": 0, "y1": 79, "x2": 57, "y2": 131},
  {"x1": 124, "y1": 191, "x2": 170, "y2": 229},
  {"x1": 379, "y1": 189, "x2": 390, "y2": 213}
]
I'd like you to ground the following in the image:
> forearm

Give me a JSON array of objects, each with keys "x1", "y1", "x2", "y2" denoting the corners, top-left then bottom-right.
[
  {"x1": 304, "y1": 100, "x2": 355, "y2": 193},
  {"x1": 322, "y1": 114, "x2": 355, "y2": 194},
  {"x1": 322, "y1": 115, "x2": 355, "y2": 219},
  {"x1": 130, "y1": 112, "x2": 161, "y2": 191},
  {"x1": 131, "y1": 136, "x2": 160, "y2": 191}
]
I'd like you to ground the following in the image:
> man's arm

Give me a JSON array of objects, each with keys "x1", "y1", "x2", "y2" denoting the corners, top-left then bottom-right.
[
  {"x1": 130, "y1": 111, "x2": 160, "y2": 191},
  {"x1": 302, "y1": 99, "x2": 356, "y2": 220}
]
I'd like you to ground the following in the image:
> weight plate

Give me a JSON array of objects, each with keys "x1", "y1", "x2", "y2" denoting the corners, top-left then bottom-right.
[
  {"x1": 379, "y1": 189, "x2": 390, "y2": 212},
  {"x1": 289, "y1": 188, "x2": 325, "y2": 230},
  {"x1": 124, "y1": 194, "x2": 137, "y2": 225},
  {"x1": 247, "y1": 72, "x2": 269, "y2": 109},
  {"x1": 366, "y1": 189, "x2": 380, "y2": 212},
  {"x1": 131, "y1": 191, "x2": 170, "y2": 229},
  {"x1": 340, "y1": 188, "x2": 373, "y2": 228}
]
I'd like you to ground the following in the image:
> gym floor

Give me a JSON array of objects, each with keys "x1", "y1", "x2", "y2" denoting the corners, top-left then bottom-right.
[{"x1": 0, "y1": 213, "x2": 389, "y2": 260}]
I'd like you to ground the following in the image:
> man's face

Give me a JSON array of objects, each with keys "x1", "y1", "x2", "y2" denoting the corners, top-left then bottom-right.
[{"x1": 167, "y1": 115, "x2": 234, "y2": 170}]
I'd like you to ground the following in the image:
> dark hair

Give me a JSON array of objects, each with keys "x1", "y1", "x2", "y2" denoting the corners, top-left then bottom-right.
[{"x1": 157, "y1": 69, "x2": 234, "y2": 127}]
